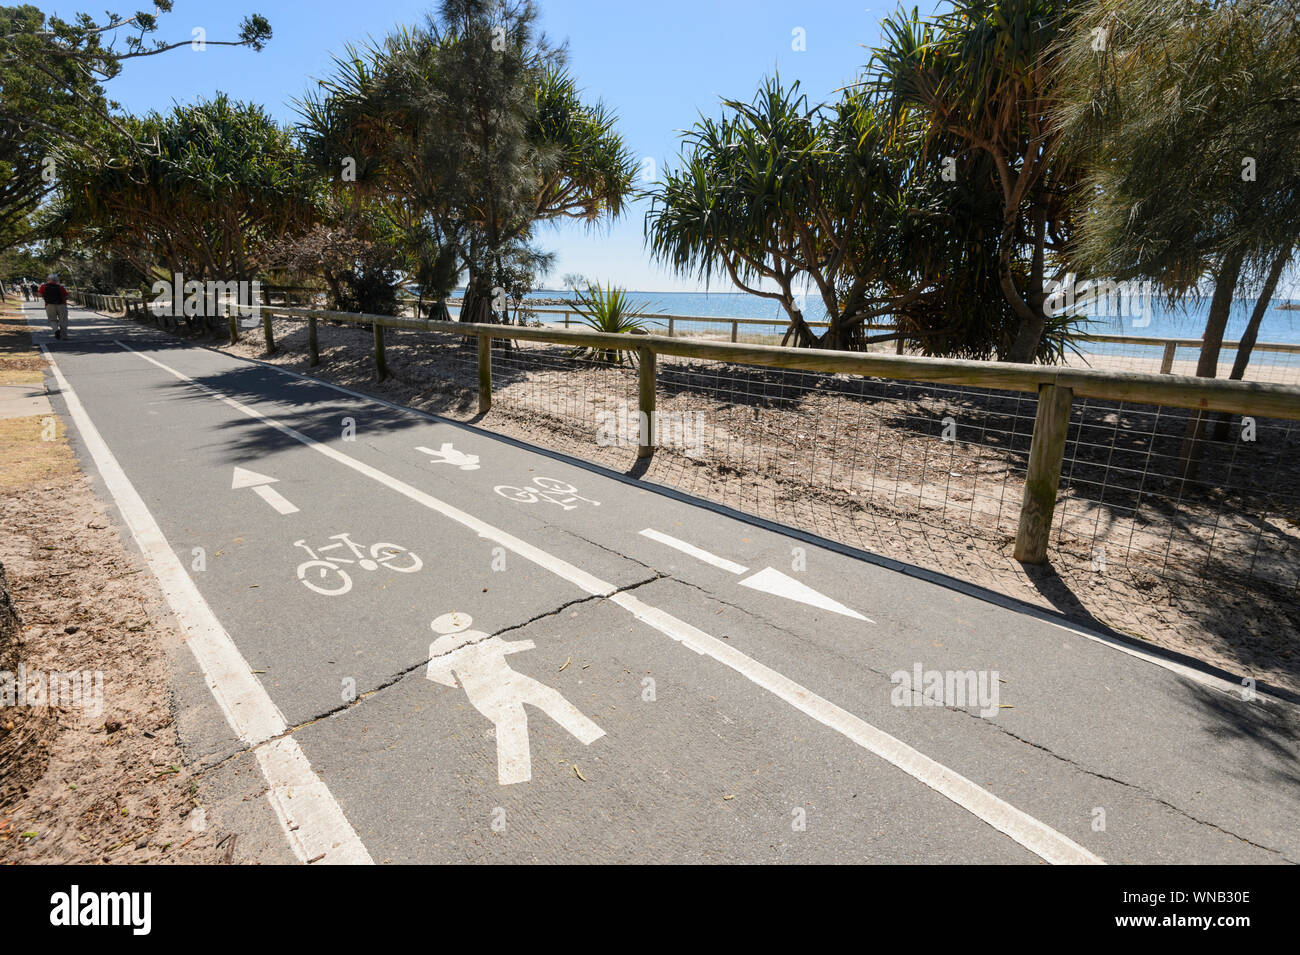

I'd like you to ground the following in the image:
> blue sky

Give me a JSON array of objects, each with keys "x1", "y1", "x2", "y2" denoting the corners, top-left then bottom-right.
[{"x1": 35, "y1": 0, "x2": 924, "y2": 291}]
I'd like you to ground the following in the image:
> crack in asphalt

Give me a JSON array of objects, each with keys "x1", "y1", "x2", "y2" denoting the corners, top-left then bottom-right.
[
  {"x1": 558, "y1": 527, "x2": 658, "y2": 573},
  {"x1": 947, "y1": 707, "x2": 1293, "y2": 861},
  {"x1": 255, "y1": 571, "x2": 669, "y2": 737},
  {"x1": 665, "y1": 572, "x2": 1293, "y2": 861},
  {"x1": 669, "y1": 573, "x2": 821, "y2": 642}
]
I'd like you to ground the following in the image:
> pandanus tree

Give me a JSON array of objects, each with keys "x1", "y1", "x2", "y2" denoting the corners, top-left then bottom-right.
[
  {"x1": 0, "y1": 2, "x2": 271, "y2": 258},
  {"x1": 647, "y1": 75, "x2": 1066, "y2": 358},
  {"x1": 57, "y1": 95, "x2": 317, "y2": 318},
  {"x1": 647, "y1": 77, "x2": 940, "y2": 351},
  {"x1": 1054, "y1": 0, "x2": 1300, "y2": 381},
  {"x1": 297, "y1": 0, "x2": 635, "y2": 324},
  {"x1": 872, "y1": 0, "x2": 1082, "y2": 362}
]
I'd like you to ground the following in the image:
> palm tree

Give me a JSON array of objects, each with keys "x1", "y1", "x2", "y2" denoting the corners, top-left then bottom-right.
[
  {"x1": 647, "y1": 74, "x2": 1064, "y2": 358},
  {"x1": 872, "y1": 0, "x2": 1081, "y2": 362},
  {"x1": 648, "y1": 76, "x2": 946, "y2": 351}
]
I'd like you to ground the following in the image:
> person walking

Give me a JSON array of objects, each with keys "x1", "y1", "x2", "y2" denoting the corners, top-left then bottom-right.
[
  {"x1": 38, "y1": 274, "x2": 70, "y2": 339},
  {"x1": 21, "y1": 281, "x2": 31, "y2": 302}
]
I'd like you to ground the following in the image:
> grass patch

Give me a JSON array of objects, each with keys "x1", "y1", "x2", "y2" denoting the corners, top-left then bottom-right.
[
  {"x1": 0, "y1": 415, "x2": 78, "y2": 490},
  {"x1": 0, "y1": 309, "x2": 44, "y2": 386}
]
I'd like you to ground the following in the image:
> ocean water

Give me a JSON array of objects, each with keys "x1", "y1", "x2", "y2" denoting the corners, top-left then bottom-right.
[{"x1": 517, "y1": 288, "x2": 1300, "y2": 346}]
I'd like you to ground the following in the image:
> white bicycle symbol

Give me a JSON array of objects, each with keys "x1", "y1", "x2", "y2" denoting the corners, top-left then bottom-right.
[
  {"x1": 294, "y1": 533, "x2": 423, "y2": 596},
  {"x1": 493, "y1": 477, "x2": 601, "y2": 511}
]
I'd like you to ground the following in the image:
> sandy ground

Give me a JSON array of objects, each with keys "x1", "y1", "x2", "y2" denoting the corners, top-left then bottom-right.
[
  {"x1": 100, "y1": 306, "x2": 1300, "y2": 695},
  {"x1": 0, "y1": 309, "x2": 232, "y2": 863}
]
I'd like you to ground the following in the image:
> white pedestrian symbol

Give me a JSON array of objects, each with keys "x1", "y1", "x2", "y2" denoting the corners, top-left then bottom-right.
[
  {"x1": 426, "y1": 612, "x2": 604, "y2": 785},
  {"x1": 417, "y1": 443, "x2": 480, "y2": 470}
]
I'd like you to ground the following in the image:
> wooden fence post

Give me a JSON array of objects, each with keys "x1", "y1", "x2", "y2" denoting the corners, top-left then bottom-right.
[
  {"x1": 227, "y1": 302, "x2": 239, "y2": 345},
  {"x1": 477, "y1": 333, "x2": 492, "y2": 414},
  {"x1": 262, "y1": 312, "x2": 275, "y2": 354},
  {"x1": 667, "y1": 317, "x2": 675, "y2": 338},
  {"x1": 730, "y1": 320, "x2": 738, "y2": 343},
  {"x1": 373, "y1": 319, "x2": 387, "y2": 381},
  {"x1": 1160, "y1": 341, "x2": 1177, "y2": 374},
  {"x1": 1013, "y1": 383, "x2": 1074, "y2": 564},
  {"x1": 638, "y1": 345, "x2": 657, "y2": 459},
  {"x1": 308, "y1": 314, "x2": 319, "y2": 366}
]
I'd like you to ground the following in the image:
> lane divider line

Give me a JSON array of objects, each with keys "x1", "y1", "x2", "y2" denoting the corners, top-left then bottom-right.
[
  {"x1": 639, "y1": 528, "x2": 750, "y2": 574},
  {"x1": 41, "y1": 345, "x2": 373, "y2": 865},
  {"x1": 115, "y1": 340, "x2": 1104, "y2": 865}
]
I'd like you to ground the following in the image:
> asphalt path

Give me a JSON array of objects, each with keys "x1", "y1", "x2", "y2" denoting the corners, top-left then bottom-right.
[{"x1": 23, "y1": 301, "x2": 1300, "y2": 864}]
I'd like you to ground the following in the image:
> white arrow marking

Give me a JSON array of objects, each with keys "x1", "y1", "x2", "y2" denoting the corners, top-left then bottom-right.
[
  {"x1": 639, "y1": 528, "x2": 749, "y2": 574},
  {"x1": 640, "y1": 527, "x2": 870, "y2": 621},
  {"x1": 416, "y1": 443, "x2": 480, "y2": 470},
  {"x1": 231, "y1": 467, "x2": 299, "y2": 515},
  {"x1": 738, "y1": 567, "x2": 873, "y2": 622}
]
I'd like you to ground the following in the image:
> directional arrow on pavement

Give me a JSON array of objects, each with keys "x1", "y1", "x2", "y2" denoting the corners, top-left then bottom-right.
[
  {"x1": 737, "y1": 566, "x2": 870, "y2": 621},
  {"x1": 639, "y1": 528, "x2": 872, "y2": 622},
  {"x1": 232, "y1": 466, "x2": 299, "y2": 515}
]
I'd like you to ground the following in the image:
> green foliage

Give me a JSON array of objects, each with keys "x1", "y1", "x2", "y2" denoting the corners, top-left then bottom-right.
[
  {"x1": 872, "y1": 0, "x2": 1082, "y2": 361},
  {"x1": 297, "y1": 0, "x2": 635, "y2": 322},
  {"x1": 1056, "y1": 0, "x2": 1300, "y2": 290},
  {"x1": 57, "y1": 95, "x2": 317, "y2": 315},
  {"x1": 1054, "y1": 0, "x2": 1300, "y2": 375},
  {"x1": 646, "y1": 72, "x2": 1073, "y2": 360},
  {"x1": 0, "y1": 3, "x2": 272, "y2": 258},
  {"x1": 571, "y1": 282, "x2": 648, "y2": 365},
  {"x1": 647, "y1": 76, "x2": 924, "y2": 350}
]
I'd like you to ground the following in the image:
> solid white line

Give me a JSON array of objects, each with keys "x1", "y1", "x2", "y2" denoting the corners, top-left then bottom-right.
[
  {"x1": 639, "y1": 527, "x2": 749, "y2": 574},
  {"x1": 41, "y1": 345, "x2": 372, "y2": 865},
  {"x1": 253, "y1": 484, "x2": 299, "y2": 515},
  {"x1": 115, "y1": 341, "x2": 1104, "y2": 865}
]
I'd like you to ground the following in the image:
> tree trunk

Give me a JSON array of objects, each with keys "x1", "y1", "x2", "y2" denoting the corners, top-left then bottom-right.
[
  {"x1": 1180, "y1": 247, "x2": 1246, "y2": 479},
  {"x1": 1193, "y1": 247, "x2": 1246, "y2": 378},
  {"x1": 1211, "y1": 246, "x2": 1289, "y2": 440},
  {"x1": 1228, "y1": 246, "x2": 1287, "y2": 381},
  {"x1": 780, "y1": 313, "x2": 817, "y2": 347},
  {"x1": 459, "y1": 271, "x2": 494, "y2": 325},
  {"x1": 1000, "y1": 213, "x2": 1049, "y2": 363}
]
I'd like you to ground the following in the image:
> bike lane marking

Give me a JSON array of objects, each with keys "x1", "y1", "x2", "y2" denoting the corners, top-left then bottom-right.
[
  {"x1": 41, "y1": 344, "x2": 372, "y2": 865},
  {"x1": 232, "y1": 466, "x2": 300, "y2": 515},
  {"x1": 115, "y1": 339, "x2": 1103, "y2": 866}
]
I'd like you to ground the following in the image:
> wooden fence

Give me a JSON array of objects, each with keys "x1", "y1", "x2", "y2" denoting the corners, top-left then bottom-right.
[{"x1": 74, "y1": 290, "x2": 1300, "y2": 568}]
